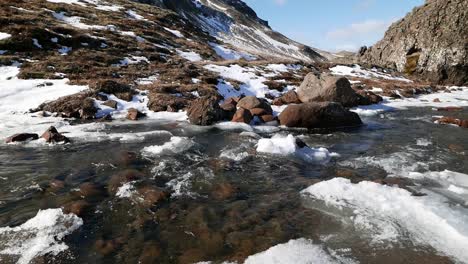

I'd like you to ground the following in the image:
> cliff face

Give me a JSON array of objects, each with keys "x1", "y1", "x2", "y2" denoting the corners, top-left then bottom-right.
[{"x1": 360, "y1": 0, "x2": 468, "y2": 85}]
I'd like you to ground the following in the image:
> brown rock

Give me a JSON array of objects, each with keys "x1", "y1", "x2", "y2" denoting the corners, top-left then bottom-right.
[
  {"x1": 249, "y1": 107, "x2": 268, "y2": 116},
  {"x1": 356, "y1": 90, "x2": 383, "y2": 105},
  {"x1": 232, "y1": 108, "x2": 253, "y2": 124},
  {"x1": 278, "y1": 102, "x2": 362, "y2": 129},
  {"x1": 212, "y1": 183, "x2": 236, "y2": 200},
  {"x1": 297, "y1": 73, "x2": 360, "y2": 107},
  {"x1": 147, "y1": 92, "x2": 190, "y2": 112},
  {"x1": 259, "y1": 114, "x2": 275, "y2": 123},
  {"x1": 92, "y1": 80, "x2": 135, "y2": 101},
  {"x1": 433, "y1": 98, "x2": 441, "y2": 103},
  {"x1": 126, "y1": 108, "x2": 146, "y2": 121},
  {"x1": 437, "y1": 106, "x2": 463, "y2": 112},
  {"x1": 79, "y1": 182, "x2": 103, "y2": 198},
  {"x1": 103, "y1": 100, "x2": 118, "y2": 109},
  {"x1": 138, "y1": 186, "x2": 168, "y2": 207},
  {"x1": 62, "y1": 200, "x2": 90, "y2": 216},
  {"x1": 237, "y1": 96, "x2": 262, "y2": 110},
  {"x1": 41, "y1": 126, "x2": 70, "y2": 143},
  {"x1": 272, "y1": 90, "x2": 301, "y2": 106},
  {"x1": 187, "y1": 96, "x2": 225, "y2": 125},
  {"x1": 39, "y1": 91, "x2": 97, "y2": 119},
  {"x1": 5, "y1": 133, "x2": 39, "y2": 143},
  {"x1": 220, "y1": 101, "x2": 237, "y2": 112}
]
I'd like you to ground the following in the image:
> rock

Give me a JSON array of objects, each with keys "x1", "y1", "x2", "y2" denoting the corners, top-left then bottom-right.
[
  {"x1": 433, "y1": 98, "x2": 441, "y2": 103},
  {"x1": 187, "y1": 96, "x2": 225, "y2": 125},
  {"x1": 211, "y1": 183, "x2": 236, "y2": 200},
  {"x1": 437, "y1": 106, "x2": 463, "y2": 112},
  {"x1": 95, "y1": 93, "x2": 108, "y2": 101},
  {"x1": 92, "y1": 80, "x2": 135, "y2": 101},
  {"x1": 237, "y1": 96, "x2": 269, "y2": 112},
  {"x1": 278, "y1": 102, "x2": 362, "y2": 129},
  {"x1": 5, "y1": 133, "x2": 39, "y2": 143},
  {"x1": 437, "y1": 116, "x2": 468, "y2": 128},
  {"x1": 249, "y1": 107, "x2": 268, "y2": 116},
  {"x1": 259, "y1": 114, "x2": 275, "y2": 123},
  {"x1": 220, "y1": 101, "x2": 237, "y2": 112},
  {"x1": 62, "y1": 200, "x2": 90, "y2": 217},
  {"x1": 359, "y1": 0, "x2": 468, "y2": 85},
  {"x1": 126, "y1": 108, "x2": 146, "y2": 120},
  {"x1": 232, "y1": 108, "x2": 253, "y2": 124},
  {"x1": 272, "y1": 90, "x2": 301, "y2": 106},
  {"x1": 79, "y1": 182, "x2": 103, "y2": 198},
  {"x1": 147, "y1": 92, "x2": 190, "y2": 112},
  {"x1": 138, "y1": 186, "x2": 168, "y2": 207},
  {"x1": 41, "y1": 126, "x2": 70, "y2": 143},
  {"x1": 39, "y1": 91, "x2": 97, "y2": 119},
  {"x1": 94, "y1": 239, "x2": 120, "y2": 256},
  {"x1": 356, "y1": 90, "x2": 383, "y2": 105},
  {"x1": 296, "y1": 73, "x2": 360, "y2": 107},
  {"x1": 103, "y1": 100, "x2": 118, "y2": 109},
  {"x1": 358, "y1": 46, "x2": 367, "y2": 56}
]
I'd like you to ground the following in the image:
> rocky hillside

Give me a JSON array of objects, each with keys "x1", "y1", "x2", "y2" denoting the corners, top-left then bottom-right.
[
  {"x1": 158, "y1": 0, "x2": 325, "y2": 62},
  {"x1": 359, "y1": 0, "x2": 468, "y2": 85}
]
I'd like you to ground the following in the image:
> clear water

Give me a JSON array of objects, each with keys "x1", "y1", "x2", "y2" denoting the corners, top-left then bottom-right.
[{"x1": 0, "y1": 106, "x2": 467, "y2": 264}]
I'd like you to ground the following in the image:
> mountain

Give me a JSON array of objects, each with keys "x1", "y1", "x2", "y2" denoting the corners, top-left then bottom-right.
[
  {"x1": 359, "y1": 0, "x2": 468, "y2": 85},
  {"x1": 153, "y1": 0, "x2": 325, "y2": 62}
]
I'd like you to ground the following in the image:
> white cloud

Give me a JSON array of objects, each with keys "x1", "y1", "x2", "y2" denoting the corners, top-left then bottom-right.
[{"x1": 326, "y1": 19, "x2": 392, "y2": 40}]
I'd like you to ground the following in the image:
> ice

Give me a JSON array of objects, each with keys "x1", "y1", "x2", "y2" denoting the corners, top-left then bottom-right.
[
  {"x1": 0, "y1": 209, "x2": 83, "y2": 264},
  {"x1": 0, "y1": 32, "x2": 12, "y2": 40},
  {"x1": 257, "y1": 134, "x2": 336, "y2": 164},
  {"x1": 244, "y1": 238, "x2": 346, "y2": 264},
  {"x1": 177, "y1": 50, "x2": 202, "y2": 62},
  {"x1": 330, "y1": 64, "x2": 412, "y2": 83},
  {"x1": 58, "y1": 46, "x2": 72, "y2": 55},
  {"x1": 302, "y1": 178, "x2": 468, "y2": 262},
  {"x1": 141, "y1": 137, "x2": 195, "y2": 156},
  {"x1": 32, "y1": 38, "x2": 42, "y2": 49},
  {"x1": 164, "y1": 27, "x2": 184, "y2": 38},
  {"x1": 113, "y1": 56, "x2": 149, "y2": 66}
]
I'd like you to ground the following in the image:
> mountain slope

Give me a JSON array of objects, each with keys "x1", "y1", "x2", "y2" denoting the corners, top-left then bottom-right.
[
  {"x1": 158, "y1": 0, "x2": 325, "y2": 62},
  {"x1": 359, "y1": 0, "x2": 468, "y2": 85}
]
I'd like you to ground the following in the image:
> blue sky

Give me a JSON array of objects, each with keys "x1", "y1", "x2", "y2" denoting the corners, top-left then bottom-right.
[{"x1": 243, "y1": 0, "x2": 424, "y2": 52}]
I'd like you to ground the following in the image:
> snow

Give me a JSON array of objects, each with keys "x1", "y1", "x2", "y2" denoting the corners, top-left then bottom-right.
[
  {"x1": 164, "y1": 27, "x2": 184, "y2": 38},
  {"x1": 209, "y1": 42, "x2": 256, "y2": 61},
  {"x1": 351, "y1": 86, "x2": 468, "y2": 116},
  {"x1": 136, "y1": 75, "x2": 158, "y2": 85},
  {"x1": 244, "y1": 238, "x2": 343, "y2": 264},
  {"x1": 52, "y1": 11, "x2": 107, "y2": 30},
  {"x1": 177, "y1": 50, "x2": 202, "y2": 62},
  {"x1": 32, "y1": 38, "x2": 42, "y2": 49},
  {"x1": 58, "y1": 46, "x2": 72, "y2": 55},
  {"x1": 141, "y1": 137, "x2": 195, "y2": 157},
  {"x1": 126, "y1": 10, "x2": 146, "y2": 21},
  {"x1": 302, "y1": 178, "x2": 468, "y2": 262},
  {"x1": 257, "y1": 134, "x2": 337, "y2": 164},
  {"x1": 113, "y1": 56, "x2": 149, "y2": 66},
  {"x1": 0, "y1": 209, "x2": 83, "y2": 264},
  {"x1": 116, "y1": 181, "x2": 138, "y2": 198},
  {"x1": 47, "y1": 0, "x2": 86, "y2": 6},
  {"x1": 220, "y1": 145, "x2": 250, "y2": 162},
  {"x1": 330, "y1": 64, "x2": 412, "y2": 83},
  {"x1": 0, "y1": 32, "x2": 12, "y2": 40}
]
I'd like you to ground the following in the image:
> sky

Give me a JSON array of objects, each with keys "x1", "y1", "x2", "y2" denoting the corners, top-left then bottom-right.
[{"x1": 242, "y1": 0, "x2": 425, "y2": 52}]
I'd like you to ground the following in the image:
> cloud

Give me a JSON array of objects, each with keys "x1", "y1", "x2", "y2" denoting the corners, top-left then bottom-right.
[
  {"x1": 326, "y1": 19, "x2": 392, "y2": 40},
  {"x1": 274, "y1": 0, "x2": 287, "y2": 5}
]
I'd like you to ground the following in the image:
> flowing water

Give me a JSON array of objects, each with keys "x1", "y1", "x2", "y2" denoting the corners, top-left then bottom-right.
[{"x1": 0, "y1": 106, "x2": 467, "y2": 264}]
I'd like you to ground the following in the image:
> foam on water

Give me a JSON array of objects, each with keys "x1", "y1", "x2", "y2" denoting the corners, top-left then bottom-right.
[{"x1": 141, "y1": 137, "x2": 195, "y2": 156}]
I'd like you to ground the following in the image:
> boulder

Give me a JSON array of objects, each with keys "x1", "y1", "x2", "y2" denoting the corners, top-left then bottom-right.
[
  {"x1": 296, "y1": 73, "x2": 360, "y2": 107},
  {"x1": 92, "y1": 80, "x2": 135, "y2": 101},
  {"x1": 272, "y1": 90, "x2": 302, "y2": 106},
  {"x1": 355, "y1": 90, "x2": 383, "y2": 105},
  {"x1": 232, "y1": 108, "x2": 253, "y2": 124},
  {"x1": 41, "y1": 126, "x2": 70, "y2": 143},
  {"x1": 436, "y1": 116, "x2": 468, "y2": 128},
  {"x1": 278, "y1": 102, "x2": 362, "y2": 129},
  {"x1": 147, "y1": 92, "x2": 190, "y2": 112},
  {"x1": 5, "y1": 133, "x2": 39, "y2": 143},
  {"x1": 103, "y1": 100, "x2": 118, "y2": 109},
  {"x1": 126, "y1": 108, "x2": 146, "y2": 121},
  {"x1": 187, "y1": 96, "x2": 225, "y2": 125},
  {"x1": 39, "y1": 91, "x2": 97, "y2": 119}
]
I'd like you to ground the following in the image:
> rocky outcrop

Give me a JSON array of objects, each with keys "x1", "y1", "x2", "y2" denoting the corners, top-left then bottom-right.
[
  {"x1": 39, "y1": 91, "x2": 97, "y2": 120},
  {"x1": 359, "y1": 0, "x2": 468, "y2": 85},
  {"x1": 272, "y1": 91, "x2": 301, "y2": 106},
  {"x1": 278, "y1": 102, "x2": 362, "y2": 129},
  {"x1": 233, "y1": 96, "x2": 273, "y2": 124},
  {"x1": 296, "y1": 73, "x2": 360, "y2": 107},
  {"x1": 187, "y1": 96, "x2": 225, "y2": 125}
]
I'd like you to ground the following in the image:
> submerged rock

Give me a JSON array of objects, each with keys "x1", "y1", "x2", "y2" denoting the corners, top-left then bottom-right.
[
  {"x1": 279, "y1": 102, "x2": 362, "y2": 129},
  {"x1": 297, "y1": 73, "x2": 360, "y2": 107},
  {"x1": 5, "y1": 133, "x2": 39, "y2": 143},
  {"x1": 41, "y1": 126, "x2": 70, "y2": 143}
]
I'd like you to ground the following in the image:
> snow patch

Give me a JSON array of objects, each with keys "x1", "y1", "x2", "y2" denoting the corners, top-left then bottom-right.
[
  {"x1": 0, "y1": 209, "x2": 83, "y2": 264},
  {"x1": 330, "y1": 64, "x2": 412, "y2": 83},
  {"x1": 141, "y1": 137, "x2": 195, "y2": 156},
  {"x1": 177, "y1": 50, "x2": 202, "y2": 62},
  {"x1": 164, "y1": 27, "x2": 184, "y2": 38},
  {"x1": 0, "y1": 32, "x2": 12, "y2": 40}
]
